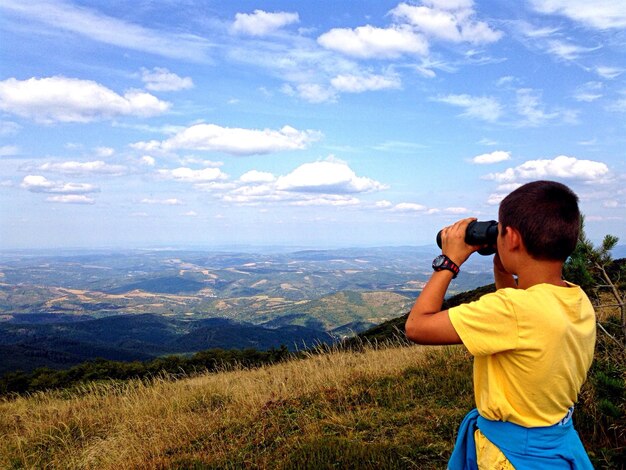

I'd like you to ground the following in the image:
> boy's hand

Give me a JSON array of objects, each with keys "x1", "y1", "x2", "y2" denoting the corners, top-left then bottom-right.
[
  {"x1": 440, "y1": 217, "x2": 482, "y2": 266},
  {"x1": 494, "y1": 252, "x2": 517, "y2": 289}
]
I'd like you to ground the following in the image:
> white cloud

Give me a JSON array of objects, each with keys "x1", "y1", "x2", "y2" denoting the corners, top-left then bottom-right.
[
  {"x1": 529, "y1": 0, "x2": 626, "y2": 29},
  {"x1": 0, "y1": 145, "x2": 19, "y2": 156},
  {"x1": 141, "y1": 156, "x2": 156, "y2": 166},
  {"x1": 331, "y1": 73, "x2": 401, "y2": 93},
  {"x1": 276, "y1": 160, "x2": 387, "y2": 194},
  {"x1": 373, "y1": 140, "x2": 428, "y2": 153},
  {"x1": 546, "y1": 39, "x2": 598, "y2": 61},
  {"x1": 391, "y1": 202, "x2": 428, "y2": 212},
  {"x1": 478, "y1": 138, "x2": 499, "y2": 146},
  {"x1": 471, "y1": 150, "x2": 511, "y2": 164},
  {"x1": 232, "y1": 10, "x2": 299, "y2": 36},
  {"x1": 608, "y1": 97, "x2": 626, "y2": 112},
  {"x1": 239, "y1": 170, "x2": 275, "y2": 183},
  {"x1": 37, "y1": 160, "x2": 126, "y2": 176},
  {"x1": 484, "y1": 155, "x2": 610, "y2": 184},
  {"x1": 0, "y1": 0, "x2": 209, "y2": 61},
  {"x1": 157, "y1": 167, "x2": 227, "y2": 183},
  {"x1": 21, "y1": 175, "x2": 99, "y2": 194},
  {"x1": 603, "y1": 200, "x2": 619, "y2": 208},
  {"x1": 46, "y1": 194, "x2": 95, "y2": 204},
  {"x1": 444, "y1": 207, "x2": 470, "y2": 214},
  {"x1": 486, "y1": 192, "x2": 507, "y2": 205},
  {"x1": 290, "y1": 195, "x2": 361, "y2": 207},
  {"x1": 288, "y1": 83, "x2": 338, "y2": 104},
  {"x1": 141, "y1": 198, "x2": 183, "y2": 205},
  {"x1": 574, "y1": 82, "x2": 603, "y2": 102},
  {"x1": 140, "y1": 123, "x2": 321, "y2": 156},
  {"x1": 390, "y1": 2, "x2": 502, "y2": 45},
  {"x1": 434, "y1": 94, "x2": 502, "y2": 122},
  {"x1": 0, "y1": 77, "x2": 170, "y2": 123},
  {"x1": 317, "y1": 25, "x2": 428, "y2": 59},
  {"x1": 95, "y1": 147, "x2": 115, "y2": 158},
  {"x1": 595, "y1": 66, "x2": 623, "y2": 79},
  {"x1": 211, "y1": 159, "x2": 387, "y2": 207},
  {"x1": 515, "y1": 88, "x2": 559, "y2": 126},
  {"x1": 0, "y1": 120, "x2": 21, "y2": 136},
  {"x1": 514, "y1": 21, "x2": 561, "y2": 39},
  {"x1": 140, "y1": 67, "x2": 193, "y2": 92}
]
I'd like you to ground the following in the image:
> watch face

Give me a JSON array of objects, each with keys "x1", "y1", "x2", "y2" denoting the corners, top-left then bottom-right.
[{"x1": 432, "y1": 255, "x2": 446, "y2": 268}]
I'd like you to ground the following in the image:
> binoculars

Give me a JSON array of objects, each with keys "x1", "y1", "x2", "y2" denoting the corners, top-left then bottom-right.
[{"x1": 436, "y1": 220, "x2": 498, "y2": 256}]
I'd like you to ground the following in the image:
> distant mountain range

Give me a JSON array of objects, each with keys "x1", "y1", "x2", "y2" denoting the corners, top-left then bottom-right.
[{"x1": 0, "y1": 247, "x2": 498, "y2": 375}]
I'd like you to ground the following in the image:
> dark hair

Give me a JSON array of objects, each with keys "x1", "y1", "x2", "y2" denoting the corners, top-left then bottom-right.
[{"x1": 499, "y1": 180, "x2": 580, "y2": 261}]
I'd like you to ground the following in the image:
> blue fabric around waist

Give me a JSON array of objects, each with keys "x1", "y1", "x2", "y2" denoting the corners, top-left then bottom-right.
[{"x1": 447, "y1": 408, "x2": 594, "y2": 470}]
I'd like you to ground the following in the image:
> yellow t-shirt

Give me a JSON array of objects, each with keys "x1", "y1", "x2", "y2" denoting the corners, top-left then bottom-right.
[{"x1": 448, "y1": 282, "x2": 596, "y2": 427}]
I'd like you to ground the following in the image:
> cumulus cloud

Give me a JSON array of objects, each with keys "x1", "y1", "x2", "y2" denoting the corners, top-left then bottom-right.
[
  {"x1": 232, "y1": 10, "x2": 299, "y2": 36},
  {"x1": 390, "y1": 1, "x2": 502, "y2": 45},
  {"x1": 317, "y1": 0, "x2": 500, "y2": 61},
  {"x1": 141, "y1": 67, "x2": 193, "y2": 92},
  {"x1": 141, "y1": 156, "x2": 156, "y2": 166},
  {"x1": 290, "y1": 195, "x2": 361, "y2": 207},
  {"x1": 207, "y1": 158, "x2": 387, "y2": 207},
  {"x1": 330, "y1": 73, "x2": 401, "y2": 93},
  {"x1": 0, "y1": 76, "x2": 170, "y2": 123},
  {"x1": 276, "y1": 160, "x2": 387, "y2": 194},
  {"x1": 434, "y1": 94, "x2": 502, "y2": 122},
  {"x1": 37, "y1": 160, "x2": 127, "y2": 176},
  {"x1": 317, "y1": 25, "x2": 428, "y2": 59},
  {"x1": 239, "y1": 170, "x2": 275, "y2": 183},
  {"x1": 444, "y1": 206, "x2": 470, "y2": 214},
  {"x1": 484, "y1": 155, "x2": 610, "y2": 184},
  {"x1": 136, "y1": 123, "x2": 321, "y2": 156},
  {"x1": 391, "y1": 202, "x2": 428, "y2": 212},
  {"x1": 471, "y1": 150, "x2": 511, "y2": 164},
  {"x1": 140, "y1": 198, "x2": 183, "y2": 205},
  {"x1": 46, "y1": 195, "x2": 95, "y2": 204},
  {"x1": 529, "y1": 0, "x2": 626, "y2": 29},
  {"x1": 157, "y1": 167, "x2": 227, "y2": 183},
  {"x1": 21, "y1": 175, "x2": 99, "y2": 194}
]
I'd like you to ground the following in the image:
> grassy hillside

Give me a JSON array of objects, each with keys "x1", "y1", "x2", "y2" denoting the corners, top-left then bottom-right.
[
  {"x1": 0, "y1": 284, "x2": 623, "y2": 469},
  {"x1": 0, "y1": 343, "x2": 473, "y2": 469}
]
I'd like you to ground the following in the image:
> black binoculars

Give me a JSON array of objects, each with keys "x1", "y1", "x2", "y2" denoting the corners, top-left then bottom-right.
[{"x1": 436, "y1": 220, "x2": 498, "y2": 256}]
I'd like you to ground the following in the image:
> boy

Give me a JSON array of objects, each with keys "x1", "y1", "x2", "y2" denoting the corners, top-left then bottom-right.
[{"x1": 405, "y1": 180, "x2": 596, "y2": 469}]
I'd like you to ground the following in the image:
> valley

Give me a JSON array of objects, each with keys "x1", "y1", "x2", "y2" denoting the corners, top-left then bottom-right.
[{"x1": 0, "y1": 247, "x2": 494, "y2": 373}]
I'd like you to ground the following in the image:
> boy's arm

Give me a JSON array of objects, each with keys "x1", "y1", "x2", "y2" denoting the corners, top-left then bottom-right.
[
  {"x1": 405, "y1": 269, "x2": 461, "y2": 344},
  {"x1": 405, "y1": 218, "x2": 479, "y2": 345}
]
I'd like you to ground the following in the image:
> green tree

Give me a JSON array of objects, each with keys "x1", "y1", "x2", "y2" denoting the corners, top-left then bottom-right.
[{"x1": 564, "y1": 220, "x2": 626, "y2": 345}]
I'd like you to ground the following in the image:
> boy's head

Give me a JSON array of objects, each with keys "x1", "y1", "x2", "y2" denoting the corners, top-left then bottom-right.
[{"x1": 498, "y1": 180, "x2": 580, "y2": 261}]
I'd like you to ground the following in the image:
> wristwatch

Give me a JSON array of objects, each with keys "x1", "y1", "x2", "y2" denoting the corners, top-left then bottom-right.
[{"x1": 432, "y1": 254, "x2": 459, "y2": 278}]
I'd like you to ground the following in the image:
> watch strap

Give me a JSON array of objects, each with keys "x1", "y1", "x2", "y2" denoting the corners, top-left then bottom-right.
[{"x1": 433, "y1": 255, "x2": 460, "y2": 278}]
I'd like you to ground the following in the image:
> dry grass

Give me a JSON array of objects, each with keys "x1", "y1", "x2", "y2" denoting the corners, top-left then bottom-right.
[
  {"x1": 1, "y1": 342, "x2": 466, "y2": 469},
  {"x1": 3, "y1": 292, "x2": 620, "y2": 469}
]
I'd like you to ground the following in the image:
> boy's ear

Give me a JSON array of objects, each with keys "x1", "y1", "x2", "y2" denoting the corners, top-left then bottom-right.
[{"x1": 507, "y1": 226, "x2": 523, "y2": 251}]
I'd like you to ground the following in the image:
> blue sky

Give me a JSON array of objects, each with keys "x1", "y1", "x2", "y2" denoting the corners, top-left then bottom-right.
[{"x1": 0, "y1": 0, "x2": 625, "y2": 249}]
